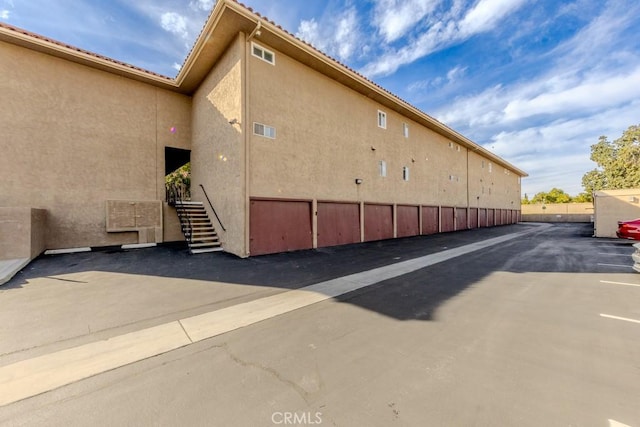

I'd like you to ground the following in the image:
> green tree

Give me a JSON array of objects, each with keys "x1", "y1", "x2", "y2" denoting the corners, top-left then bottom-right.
[
  {"x1": 572, "y1": 192, "x2": 593, "y2": 203},
  {"x1": 531, "y1": 188, "x2": 572, "y2": 204},
  {"x1": 582, "y1": 124, "x2": 640, "y2": 193},
  {"x1": 521, "y1": 193, "x2": 530, "y2": 204}
]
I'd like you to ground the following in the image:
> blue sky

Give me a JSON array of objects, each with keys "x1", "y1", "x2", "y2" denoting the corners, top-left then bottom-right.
[{"x1": 2, "y1": 0, "x2": 639, "y2": 198}]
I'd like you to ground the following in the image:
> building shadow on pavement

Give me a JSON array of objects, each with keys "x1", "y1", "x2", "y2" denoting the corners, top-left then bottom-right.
[{"x1": 3, "y1": 222, "x2": 632, "y2": 324}]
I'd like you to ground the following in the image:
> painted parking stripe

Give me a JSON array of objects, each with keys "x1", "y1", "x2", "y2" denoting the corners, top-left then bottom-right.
[
  {"x1": 600, "y1": 314, "x2": 640, "y2": 324},
  {"x1": 0, "y1": 224, "x2": 548, "y2": 406},
  {"x1": 600, "y1": 280, "x2": 640, "y2": 288}
]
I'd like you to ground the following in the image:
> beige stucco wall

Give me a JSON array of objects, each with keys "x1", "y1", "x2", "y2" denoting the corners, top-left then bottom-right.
[
  {"x1": 522, "y1": 203, "x2": 594, "y2": 222},
  {"x1": 247, "y1": 40, "x2": 521, "y2": 209},
  {"x1": 0, "y1": 40, "x2": 191, "y2": 249},
  {"x1": 191, "y1": 34, "x2": 246, "y2": 257},
  {"x1": 594, "y1": 189, "x2": 640, "y2": 237},
  {"x1": 0, "y1": 207, "x2": 46, "y2": 260}
]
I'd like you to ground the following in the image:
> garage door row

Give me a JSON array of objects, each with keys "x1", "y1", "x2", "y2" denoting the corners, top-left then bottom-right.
[{"x1": 249, "y1": 199, "x2": 521, "y2": 256}]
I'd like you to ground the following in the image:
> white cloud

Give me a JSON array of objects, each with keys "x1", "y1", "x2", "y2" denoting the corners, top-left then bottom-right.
[
  {"x1": 160, "y1": 12, "x2": 188, "y2": 39},
  {"x1": 361, "y1": 0, "x2": 526, "y2": 77},
  {"x1": 487, "y1": 100, "x2": 640, "y2": 196},
  {"x1": 0, "y1": 9, "x2": 9, "y2": 19},
  {"x1": 297, "y1": 18, "x2": 319, "y2": 43},
  {"x1": 446, "y1": 65, "x2": 467, "y2": 82},
  {"x1": 372, "y1": 0, "x2": 440, "y2": 43},
  {"x1": 296, "y1": 7, "x2": 361, "y2": 61},
  {"x1": 459, "y1": 0, "x2": 526, "y2": 36},
  {"x1": 190, "y1": 0, "x2": 214, "y2": 12},
  {"x1": 408, "y1": 65, "x2": 466, "y2": 92},
  {"x1": 172, "y1": 62, "x2": 182, "y2": 72},
  {"x1": 503, "y1": 67, "x2": 640, "y2": 121}
]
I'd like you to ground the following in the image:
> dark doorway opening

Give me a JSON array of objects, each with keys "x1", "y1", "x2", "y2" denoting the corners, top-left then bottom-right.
[{"x1": 165, "y1": 147, "x2": 191, "y2": 175}]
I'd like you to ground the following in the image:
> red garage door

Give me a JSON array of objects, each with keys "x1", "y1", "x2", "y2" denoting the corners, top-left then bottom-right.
[
  {"x1": 422, "y1": 206, "x2": 439, "y2": 235},
  {"x1": 397, "y1": 205, "x2": 419, "y2": 238},
  {"x1": 455, "y1": 208, "x2": 468, "y2": 230},
  {"x1": 364, "y1": 204, "x2": 393, "y2": 241},
  {"x1": 317, "y1": 202, "x2": 361, "y2": 248},
  {"x1": 469, "y1": 208, "x2": 478, "y2": 229},
  {"x1": 441, "y1": 207, "x2": 455, "y2": 232},
  {"x1": 479, "y1": 208, "x2": 487, "y2": 227},
  {"x1": 487, "y1": 209, "x2": 495, "y2": 227},
  {"x1": 250, "y1": 199, "x2": 312, "y2": 256}
]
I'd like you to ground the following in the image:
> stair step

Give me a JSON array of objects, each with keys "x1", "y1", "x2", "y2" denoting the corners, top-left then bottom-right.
[
  {"x1": 191, "y1": 236, "x2": 220, "y2": 242},
  {"x1": 173, "y1": 201, "x2": 224, "y2": 255},
  {"x1": 190, "y1": 247, "x2": 224, "y2": 254}
]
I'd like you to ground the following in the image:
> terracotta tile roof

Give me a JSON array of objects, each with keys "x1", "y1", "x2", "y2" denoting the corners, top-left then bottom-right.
[{"x1": 0, "y1": 20, "x2": 173, "y2": 81}]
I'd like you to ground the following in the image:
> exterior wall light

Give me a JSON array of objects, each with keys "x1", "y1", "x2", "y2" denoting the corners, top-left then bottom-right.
[{"x1": 355, "y1": 178, "x2": 363, "y2": 185}]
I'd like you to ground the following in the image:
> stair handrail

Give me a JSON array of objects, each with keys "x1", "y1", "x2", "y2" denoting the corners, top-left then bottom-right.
[
  {"x1": 175, "y1": 203, "x2": 193, "y2": 244},
  {"x1": 199, "y1": 184, "x2": 226, "y2": 232}
]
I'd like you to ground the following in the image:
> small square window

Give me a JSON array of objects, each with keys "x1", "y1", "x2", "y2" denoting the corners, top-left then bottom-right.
[
  {"x1": 378, "y1": 110, "x2": 387, "y2": 129},
  {"x1": 379, "y1": 160, "x2": 387, "y2": 177},
  {"x1": 253, "y1": 122, "x2": 276, "y2": 139},
  {"x1": 251, "y1": 42, "x2": 275, "y2": 65},
  {"x1": 489, "y1": 163, "x2": 493, "y2": 173},
  {"x1": 403, "y1": 123, "x2": 409, "y2": 138}
]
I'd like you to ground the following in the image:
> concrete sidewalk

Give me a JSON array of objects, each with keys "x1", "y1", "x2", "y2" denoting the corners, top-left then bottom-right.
[{"x1": 0, "y1": 224, "x2": 548, "y2": 406}]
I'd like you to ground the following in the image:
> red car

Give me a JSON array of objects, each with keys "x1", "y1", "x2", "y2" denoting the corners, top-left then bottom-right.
[{"x1": 617, "y1": 218, "x2": 640, "y2": 240}]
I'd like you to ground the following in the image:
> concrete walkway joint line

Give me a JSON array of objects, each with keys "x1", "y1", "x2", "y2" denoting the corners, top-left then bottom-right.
[{"x1": 0, "y1": 224, "x2": 547, "y2": 406}]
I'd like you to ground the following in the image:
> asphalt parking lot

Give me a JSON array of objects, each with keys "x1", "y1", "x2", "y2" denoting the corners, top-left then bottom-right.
[{"x1": 1, "y1": 223, "x2": 639, "y2": 426}]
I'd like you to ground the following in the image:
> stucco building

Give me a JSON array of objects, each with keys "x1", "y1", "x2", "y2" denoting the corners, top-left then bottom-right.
[
  {"x1": 593, "y1": 189, "x2": 640, "y2": 238},
  {"x1": 0, "y1": 0, "x2": 526, "y2": 262}
]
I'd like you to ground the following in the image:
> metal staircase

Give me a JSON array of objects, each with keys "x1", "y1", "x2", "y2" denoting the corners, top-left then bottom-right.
[{"x1": 174, "y1": 201, "x2": 223, "y2": 254}]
